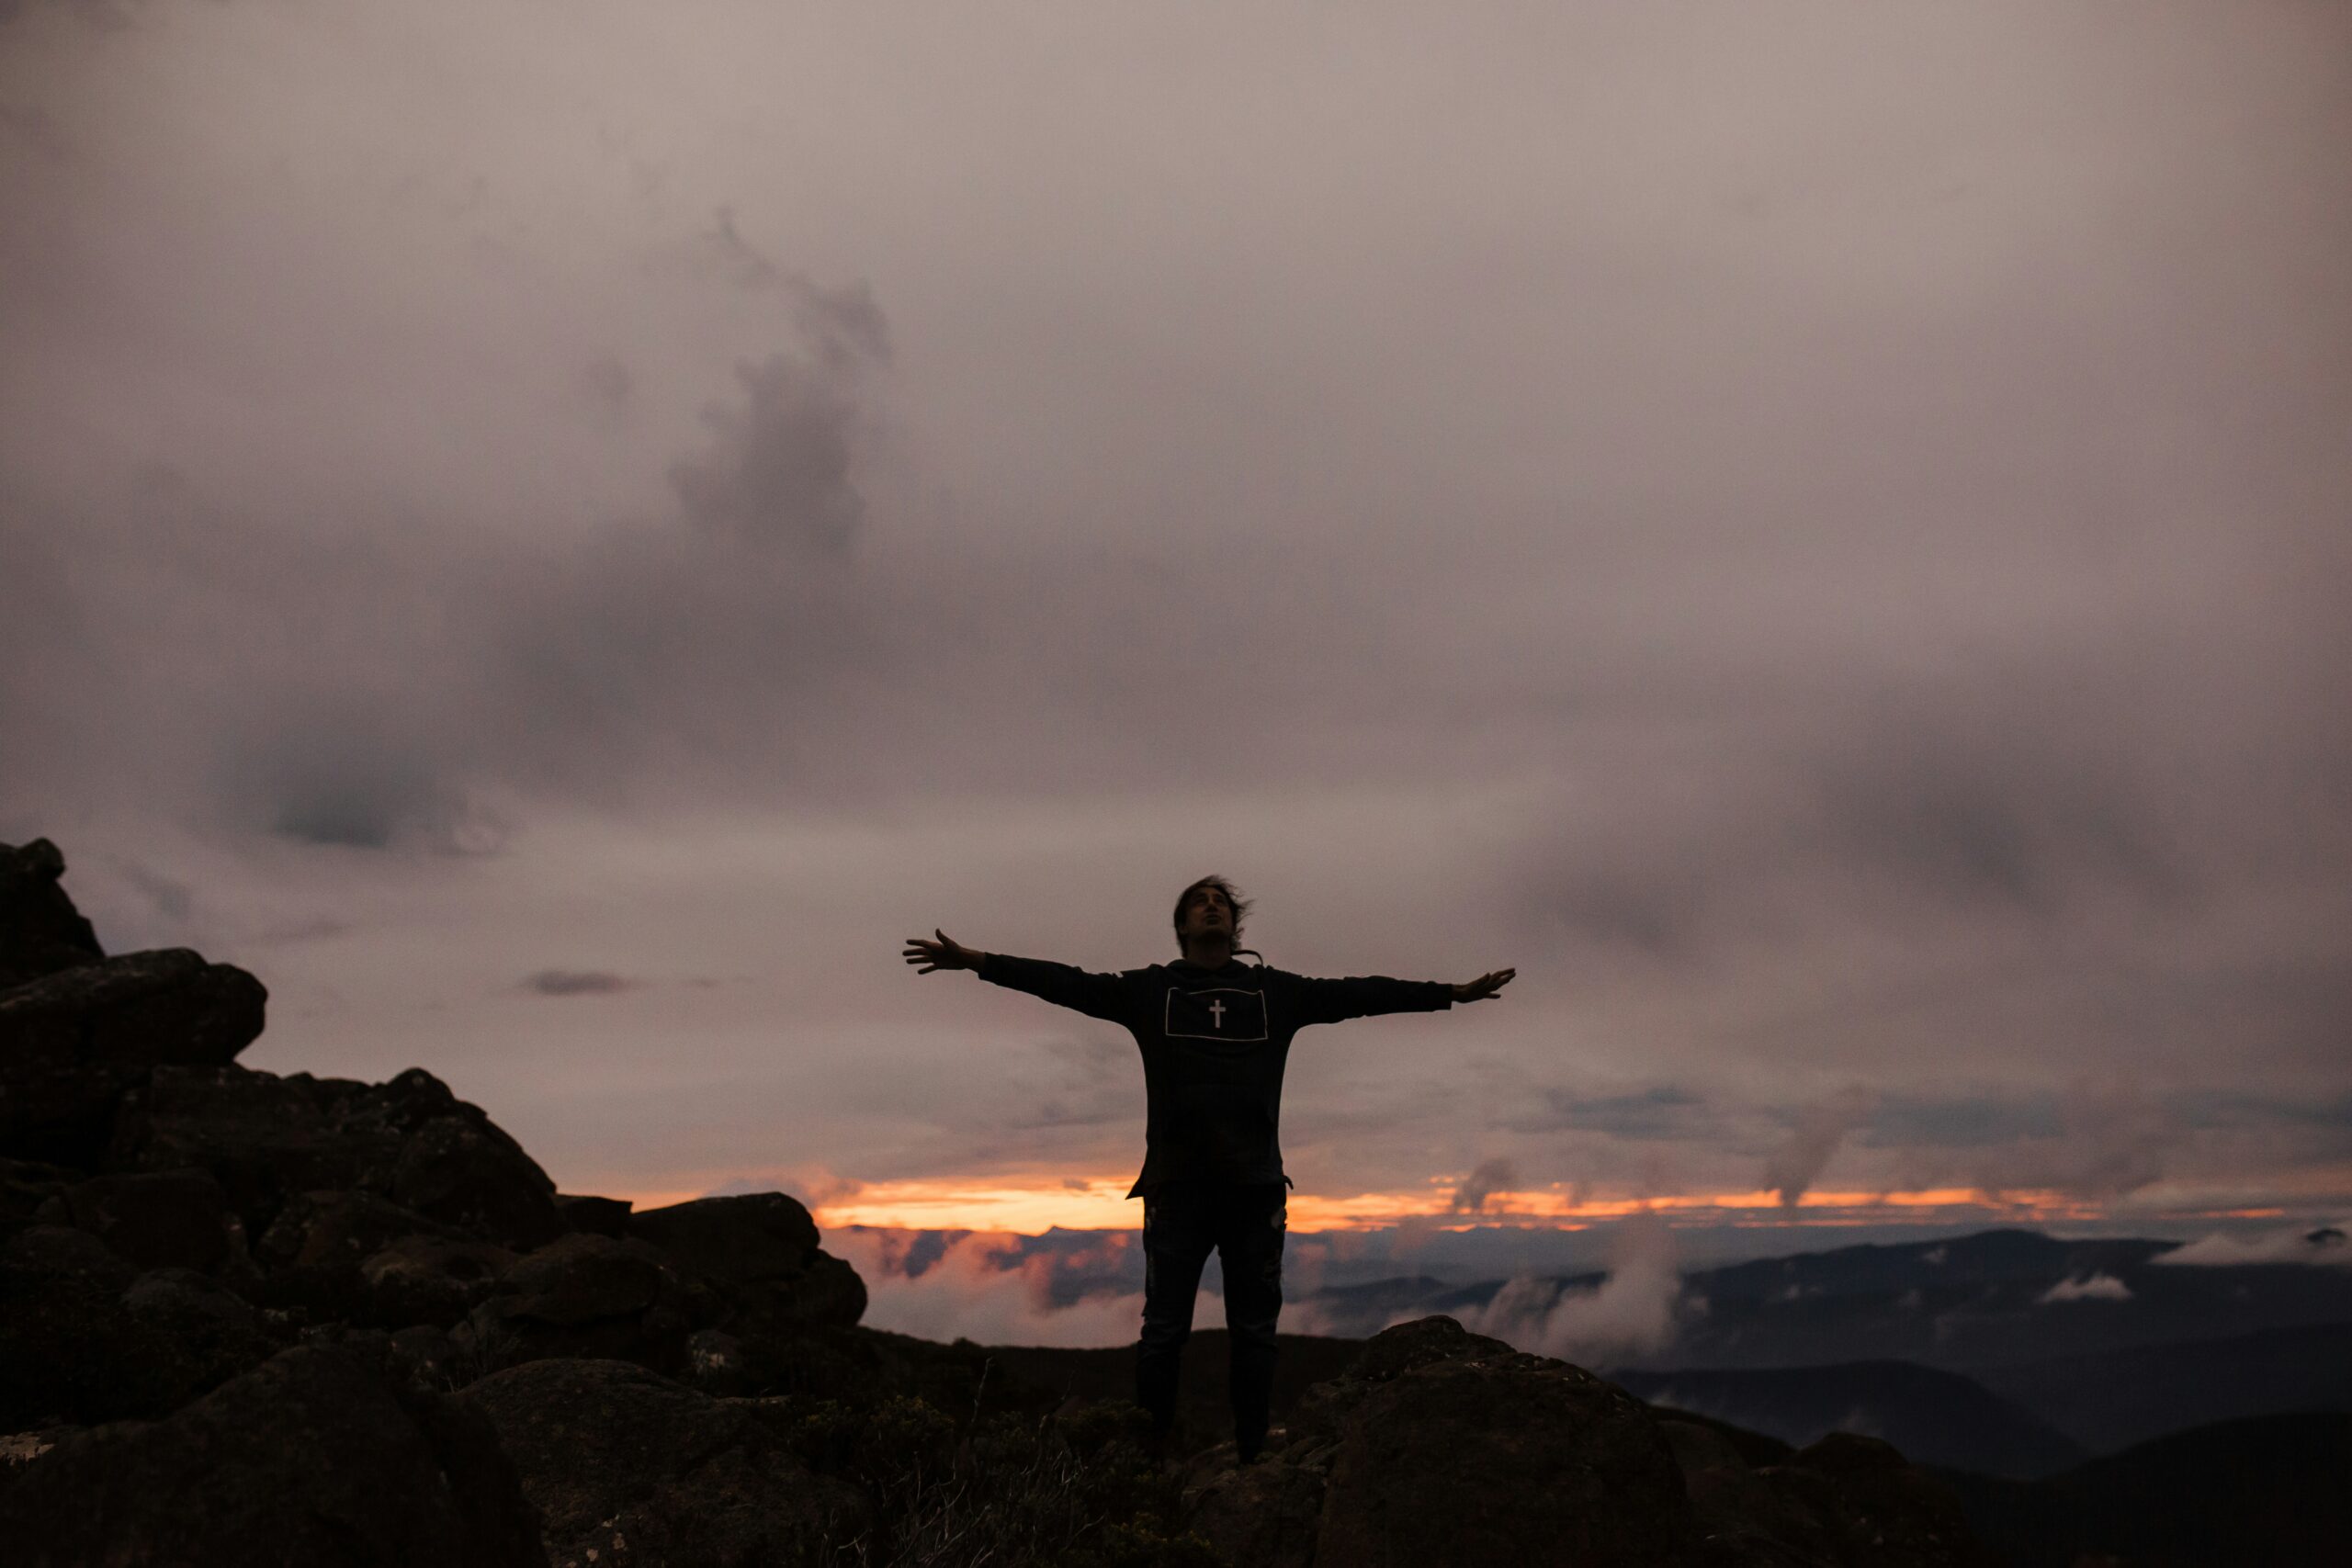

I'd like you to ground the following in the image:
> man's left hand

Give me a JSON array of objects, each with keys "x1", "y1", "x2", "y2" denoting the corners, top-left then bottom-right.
[{"x1": 1452, "y1": 968, "x2": 1515, "y2": 1003}]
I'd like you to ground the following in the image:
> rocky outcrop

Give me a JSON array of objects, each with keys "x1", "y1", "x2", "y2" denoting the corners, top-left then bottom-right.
[
  {"x1": 60, "y1": 1166, "x2": 236, "y2": 1272},
  {"x1": 1184, "y1": 1316, "x2": 1993, "y2": 1568},
  {"x1": 2, "y1": 948, "x2": 266, "y2": 1164},
  {"x1": 112, "y1": 1063, "x2": 567, "y2": 1249},
  {"x1": 0, "y1": 1344, "x2": 542, "y2": 1567},
  {"x1": 458, "y1": 1232, "x2": 690, "y2": 1371},
  {"x1": 0, "y1": 1224, "x2": 277, "y2": 1427},
  {"x1": 0, "y1": 840, "x2": 101, "y2": 989},
  {"x1": 1189, "y1": 1316, "x2": 1696, "y2": 1568},
  {"x1": 631, "y1": 1190, "x2": 868, "y2": 1334},
  {"x1": 458, "y1": 1357, "x2": 867, "y2": 1567}
]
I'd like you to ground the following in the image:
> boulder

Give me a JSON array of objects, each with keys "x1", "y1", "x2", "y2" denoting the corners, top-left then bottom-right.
[
  {"x1": 455, "y1": 1233, "x2": 688, "y2": 1373},
  {"x1": 1182, "y1": 1317, "x2": 1992, "y2": 1568},
  {"x1": 0, "y1": 1343, "x2": 542, "y2": 1567},
  {"x1": 629, "y1": 1191, "x2": 821, "y2": 1283},
  {"x1": 0, "y1": 1226, "x2": 276, "y2": 1427},
  {"x1": 0, "y1": 838, "x2": 102, "y2": 989},
  {"x1": 1182, "y1": 1445, "x2": 1326, "y2": 1568},
  {"x1": 386, "y1": 1322, "x2": 471, "y2": 1391},
  {"x1": 361, "y1": 1234, "x2": 519, "y2": 1329},
  {"x1": 459, "y1": 1356, "x2": 868, "y2": 1567},
  {"x1": 0, "y1": 1156, "x2": 74, "y2": 1228},
  {"x1": 499, "y1": 1232, "x2": 680, "y2": 1327},
  {"x1": 629, "y1": 1190, "x2": 865, "y2": 1342},
  {"x1": 259, "y1": 1188, "x2": 455, "y2": 1271},
  {"x1": 557, "y1": 1191, "x2": 634, "y2": 1237},
  {"x1": 63, "y1": 1167, "x2": 232, "y2": 1272},
  {"x1": 1310, "y1": 1337, "x2": 1701, "y2": 1568},
  {"x1": 112, "y1": 1066, "x2": 369, "y2": 1229},
  {"x1": 1778, "y1": 1432, "x2": 1988, "y2": 1566},
  {"x1": 683, "y1": 1326, "x2": 757, "y2": 1396},
  {"x1": 388, "y1": 1110, "x2": 566, "y2": 1248},
  {"x1": 1, "y1": 949, "x2": 266, "y2": 1164},
  {"x1": 113, "y1": 1064, "x2": 564, "y2": 1249}
]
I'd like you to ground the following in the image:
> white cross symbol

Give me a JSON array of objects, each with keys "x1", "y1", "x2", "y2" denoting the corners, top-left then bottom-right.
[{"x1": 1207, "y1": 998, "x2": 1227, "y2": 1029}]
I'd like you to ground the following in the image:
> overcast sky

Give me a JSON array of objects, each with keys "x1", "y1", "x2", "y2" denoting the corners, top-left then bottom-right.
[{"x1": 5, "y1": 1, "x2": 2348, "y2": 1245}]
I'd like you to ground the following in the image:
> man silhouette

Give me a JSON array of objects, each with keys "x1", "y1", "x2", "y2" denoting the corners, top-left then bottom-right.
[{"x1": 903, "y1": 875, "x2": 1513, "y2": 1463}]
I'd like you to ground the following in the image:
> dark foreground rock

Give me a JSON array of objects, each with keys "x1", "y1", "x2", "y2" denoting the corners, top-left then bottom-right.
[
  {"x1": 113, "y1": 1062, "x2": 567, "y2": 1249},
  {"x1": 0, "y1": 1344, "x2": 542, "y2": 1567},
  {"x1": 1189, "y1": 1316, "x2": 1695, "y2": 1568},
  {"x1": 460, "y1": 1356, "x2": 868, "y2": 1568},
  {"x1": 0, "y1": 838, "x2": 102, "y2": 988},
  {"x1": 1184, "y1": 1316, "x2": 1992, "y2": 1568},
  {"x1": 0, "y1": 1224, "x2": 278, "y2": 1427},
  {"x1": 2, "y1": 948, "x2": 266, "y2": 1164},
  {"x1": 631, "y1": 1191, "x2": 868, "y2": 1334}
]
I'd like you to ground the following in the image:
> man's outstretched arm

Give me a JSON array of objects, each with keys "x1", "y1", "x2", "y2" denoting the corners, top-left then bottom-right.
[
  {"x1": 901, "y1": 929, "x2": 1129, "y2": 1023},
  {"x1": 1292, "y1": 965, "x2": 1515, "y2": 1026}
]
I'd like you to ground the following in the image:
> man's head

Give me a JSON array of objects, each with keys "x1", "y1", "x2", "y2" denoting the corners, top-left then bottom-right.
[{"x1": 1172, "y1": 874, "x2": 1252, "y2": 960}]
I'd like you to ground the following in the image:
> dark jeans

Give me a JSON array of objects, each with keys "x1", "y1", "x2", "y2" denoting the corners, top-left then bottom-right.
[{"x1": 1136, "y1": 1179, "x2": 1287, "y2": 1459}]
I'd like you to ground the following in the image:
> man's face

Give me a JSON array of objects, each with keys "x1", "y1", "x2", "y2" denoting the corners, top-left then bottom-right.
[{"x1": 1179, "y1": 885, "x2": 1235, "y2": 948}]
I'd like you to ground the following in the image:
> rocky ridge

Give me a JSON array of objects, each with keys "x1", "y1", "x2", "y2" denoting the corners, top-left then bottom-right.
[{"x1": 0, "y1": 838, "x2": 1989, "y2": 1566}]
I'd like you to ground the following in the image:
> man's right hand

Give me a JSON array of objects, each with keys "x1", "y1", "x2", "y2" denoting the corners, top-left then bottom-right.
[{"x1": 902, "y1": 929, "x2": 982, "y2": 974}]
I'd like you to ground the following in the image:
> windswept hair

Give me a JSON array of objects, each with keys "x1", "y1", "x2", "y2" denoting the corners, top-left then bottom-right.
[{"x1": 1171, "y1": 874, "x2": 1255, "y2": 955}]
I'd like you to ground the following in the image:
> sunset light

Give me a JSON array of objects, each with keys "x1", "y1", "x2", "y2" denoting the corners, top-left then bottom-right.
[{"x1": 791, "y1": 1175, "x2": 2144, "y2": 1235}]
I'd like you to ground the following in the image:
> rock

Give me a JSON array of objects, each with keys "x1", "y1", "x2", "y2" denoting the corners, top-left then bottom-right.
[
  {"x1": 1312, "y1": 1340, "x2": 1701, "y2": 1568},
  {"x1": 499, "y1": 1232, "x2": 679, "y2": 1326},
  {"x1": 0, "y1": 949, "x2": 267, "y2": 1164},
  {"x1": 558, "y1": 1191, "x2": 634, "y2": 1237},
  {"x1": 683, "y1": 1327, "x2": 755, "y2": 1396},
  {"x1": 387, "y1": 1111, "x2": 565, "y2": 1250},
  {"x1": 0, "y1": 838, "x2": 102, "y2": 989},
  {"x1": 63, "y1": 1167, "x2": 232, "y2": 1272},
  {"x1": 1779, "y1": 1432, "x2": 1989, "y2": 1566},
  {"x1": 629, "y1": 1190, "x2": 865, "y2": 1342},
  {"x1": 1182, "y1": 1446, "x2": 1326, "y2": 1568},
  {"x1": 254, "y1": 1187, "x2": 460, "y2": 1317},
  {"x1": 0, "y1": 1343, "x2": 543, "y2": 1567},
  {"x1": 629, "y1": 1191, "x2": 820, "y2": 1283},
  {"x1": 0, "y1": 1226, "x2": 275, "y2": 1427},
  {"x1": 1662, "y1": 1416, "x2": 1846, "y2": 1566},
  {"x1": 361, "y1": 1235, "x2": 519, "y2": 1329},
  {"x1": 457, "y1": 1234, "x2": 689, "y2": 1373},
  {"x1": 0, "y1": 1156, "x2": 74, "y2": 1228},
  {"x1": 386, "y1": 1323, "x2": 470, "y2": 1390},
  {"x1": 459, "y1": 1356, "x2": 868, "y2": 1568},
  {"x1": 0, "y1": 1425, "x2": 74, "y2": 1482},
  {"x1": 113, "y1": 1066, "x2": 368, "y2": 1229},
  {"x1": 123, "y1": 1265, "x2": 259, "y2": 1333},
  {"x1": 114, "y1": 1064, "x2": 564, "y2": 1249}
]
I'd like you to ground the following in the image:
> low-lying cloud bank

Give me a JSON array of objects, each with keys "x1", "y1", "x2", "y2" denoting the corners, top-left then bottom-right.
[{"x1": 2155, "y1": 1223, "x2": 2350, "y2": 1268}]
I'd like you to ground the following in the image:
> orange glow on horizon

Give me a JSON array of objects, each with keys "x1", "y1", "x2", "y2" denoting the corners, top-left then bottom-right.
[
  {"x1": 587, "y1": 1168, "x2": 2349, "y2": 1236},
  {"x1": 757, "y1": 1175, "x2": 2154, "y2": 1235}
]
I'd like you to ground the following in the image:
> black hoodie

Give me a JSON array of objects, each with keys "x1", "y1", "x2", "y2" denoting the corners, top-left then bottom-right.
[{"x1": 977, "y1": 952, "x2": 1453, "y2": 1197}]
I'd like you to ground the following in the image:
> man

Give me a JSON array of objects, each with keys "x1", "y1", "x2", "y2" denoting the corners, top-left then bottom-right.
[{"x1": 902, "y1": 874, "x2": 1513, "y2": 1463}]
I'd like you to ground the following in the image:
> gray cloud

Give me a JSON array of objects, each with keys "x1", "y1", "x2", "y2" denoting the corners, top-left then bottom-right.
[
  {"x1": 1507, "y1": 1087, "x2": 1712, "y2": 1142},
  {"x1": 522, "y1": 969, "x2": 637, "y2": 998},
  {"x1": 668, "y1": 348, "x2": 871, "y2": 552}
]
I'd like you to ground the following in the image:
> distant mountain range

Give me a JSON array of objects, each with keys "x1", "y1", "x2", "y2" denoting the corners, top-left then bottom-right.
[
  {"x1": 1935, "y1": 1411, "x2": 2352, "y2": 1568},
  {"x1": 1300, "y1": 1226, "x2": 2352, "y2": 1371},
  {"x1": 1289, "y1": 1226, "x2": 2352, "y2": 1472},
  {"x1": 1608, "y1": 1359, "x2": 2086, "y2": 1477}
]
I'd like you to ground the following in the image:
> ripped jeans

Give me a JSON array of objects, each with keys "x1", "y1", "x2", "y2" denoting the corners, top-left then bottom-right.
[{"x1": 1136, "y1": 1179, "x2": 1288, "y2": 1458}]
